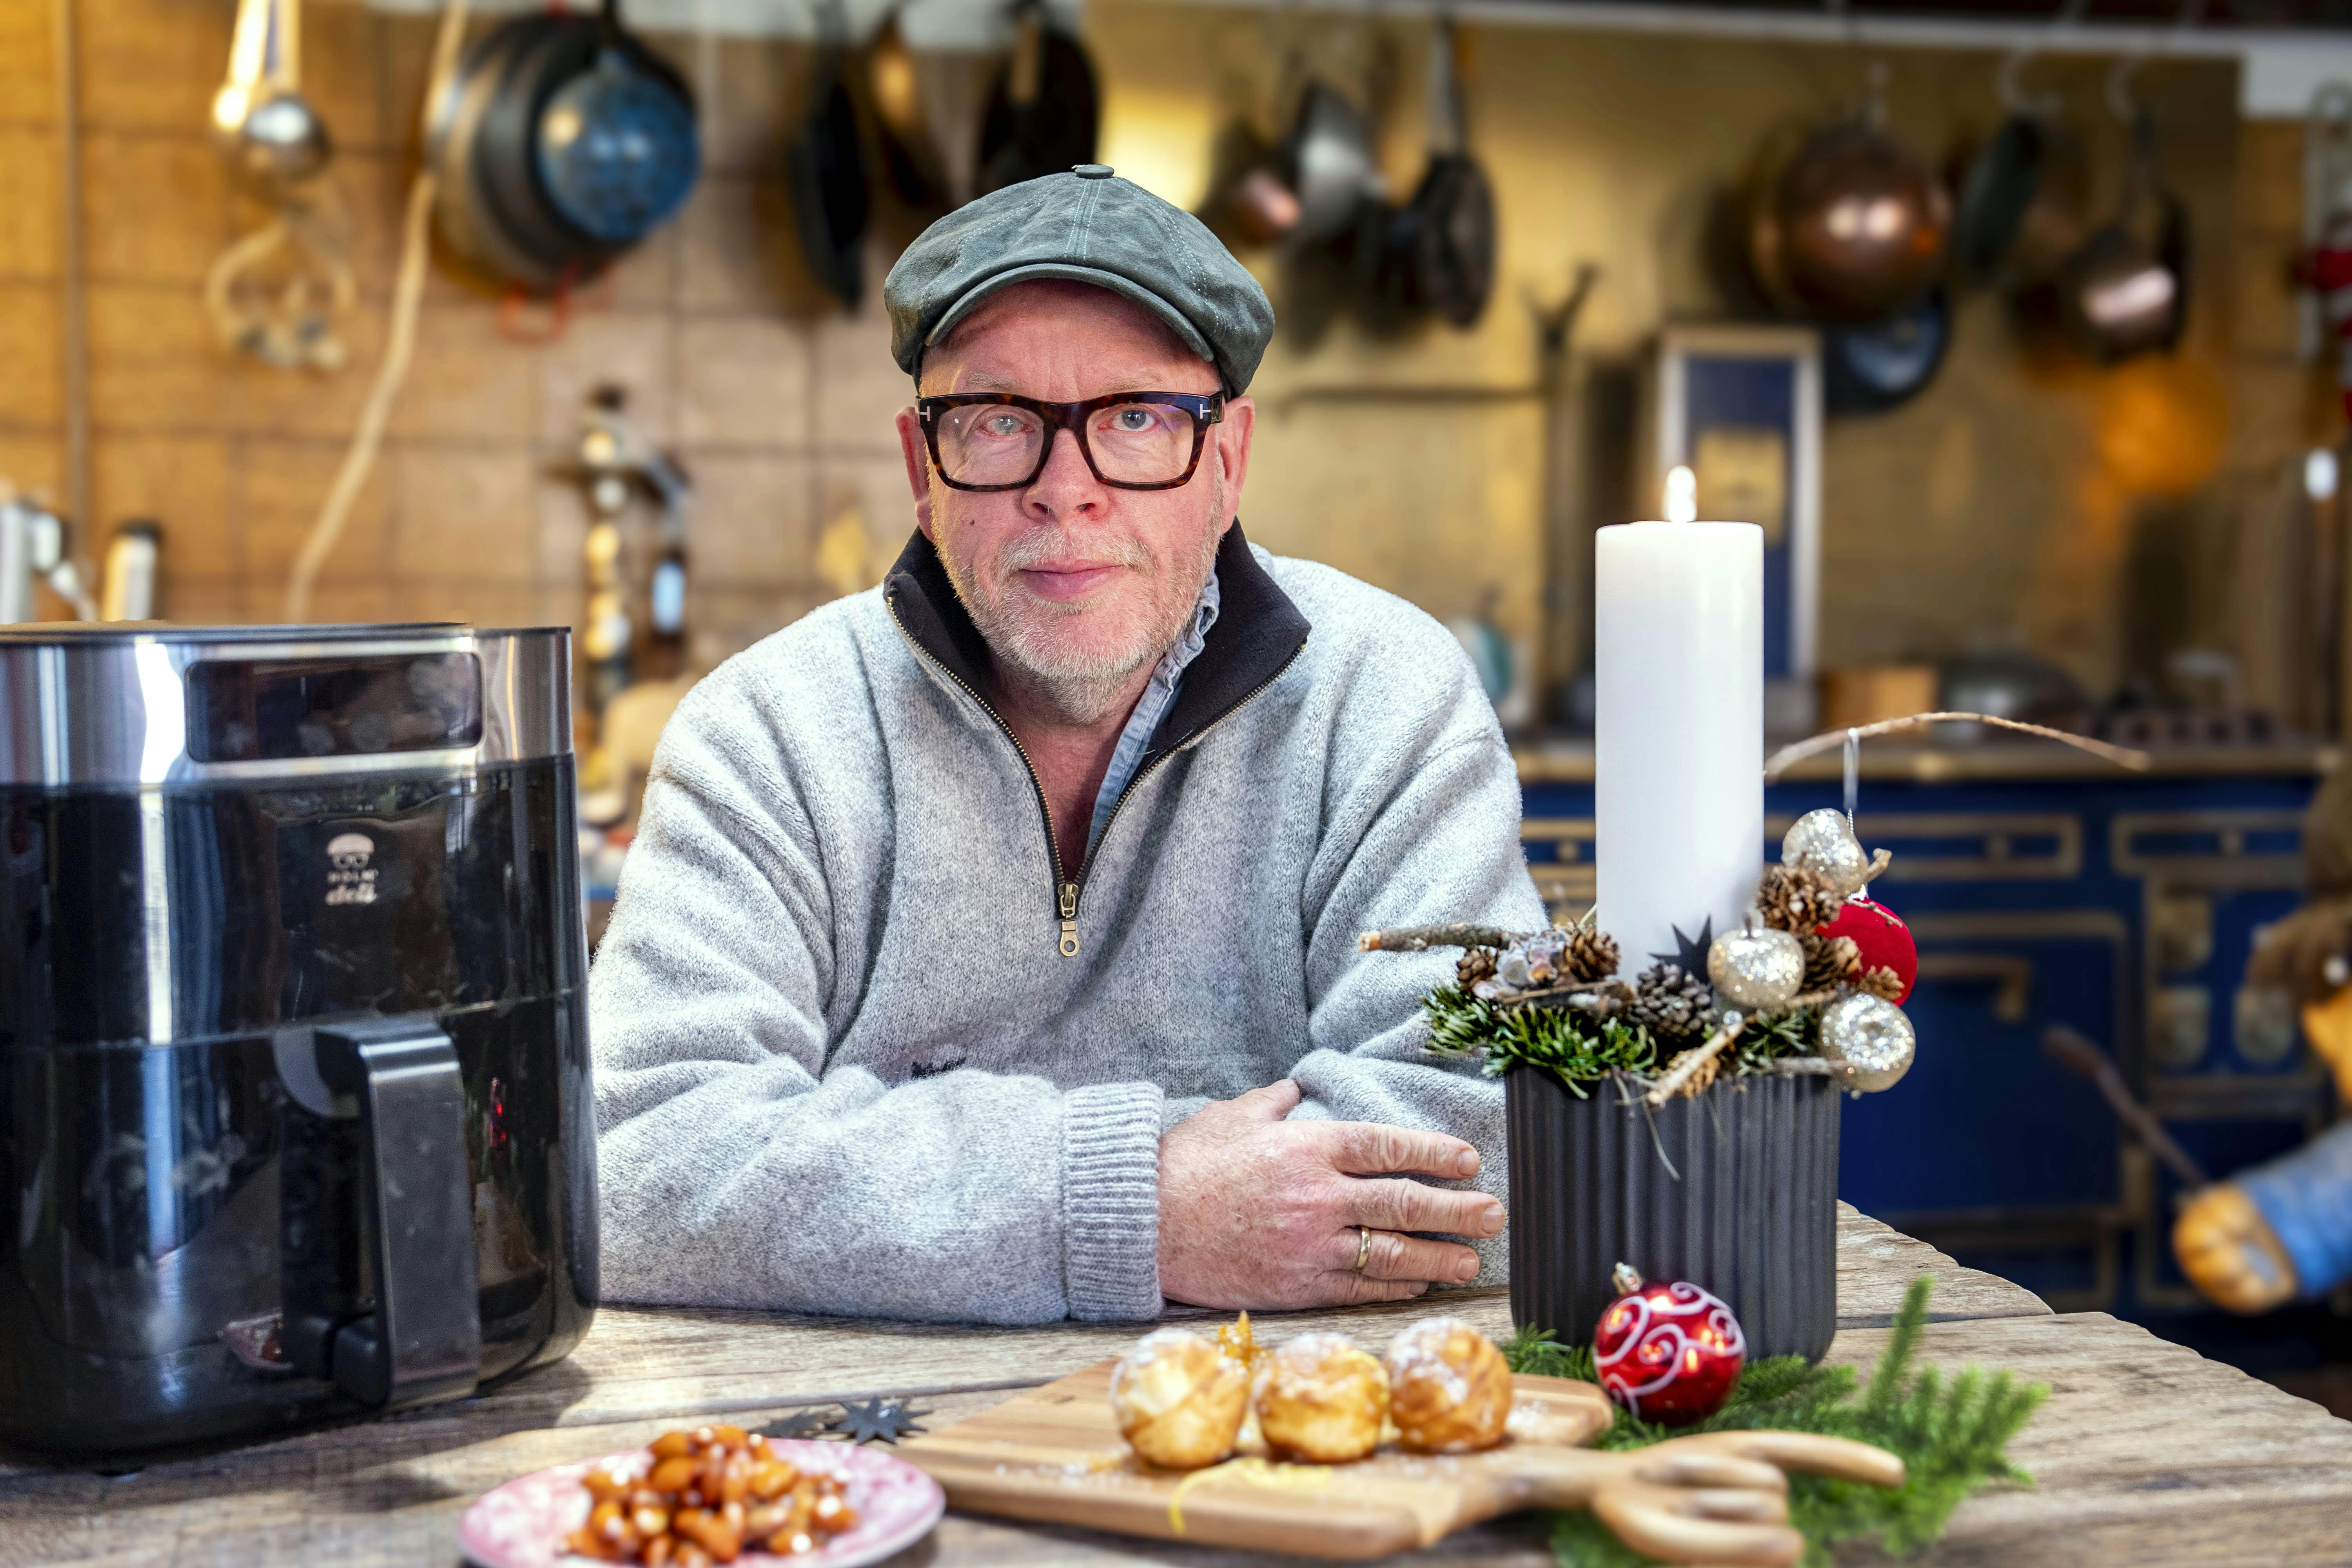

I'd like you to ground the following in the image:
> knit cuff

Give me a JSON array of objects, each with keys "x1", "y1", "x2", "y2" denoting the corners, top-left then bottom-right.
[{"x1": 1062, "y1": 1081, "x2": 1167, "y2": 1321}]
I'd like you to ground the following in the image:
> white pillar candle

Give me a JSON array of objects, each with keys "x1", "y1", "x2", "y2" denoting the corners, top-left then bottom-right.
[{"x1": 1595, "y1": 521, "x2": 1764, "y2": 976}]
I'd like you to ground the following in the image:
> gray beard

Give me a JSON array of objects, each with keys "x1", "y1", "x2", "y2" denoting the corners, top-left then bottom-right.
[{"x1": 936, "y1": 483, "x2": 1223, "y2": 727}]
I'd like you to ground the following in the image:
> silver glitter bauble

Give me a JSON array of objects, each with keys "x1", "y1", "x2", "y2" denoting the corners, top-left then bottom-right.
[
  {"x1": 1782, "y1": 808, "x2": 1871, "y2": 898},
  {"x1": 1819, "y1": 993, "x2": 1916, "y2": 1092},
  {"x1": 1707, "y1": 926, "x2": 1804, "y2": 1011}
]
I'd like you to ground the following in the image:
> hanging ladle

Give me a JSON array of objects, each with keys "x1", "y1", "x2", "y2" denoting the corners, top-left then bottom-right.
[{"x1": 211, "y1": 0, "x2": 332, "y2": 193}]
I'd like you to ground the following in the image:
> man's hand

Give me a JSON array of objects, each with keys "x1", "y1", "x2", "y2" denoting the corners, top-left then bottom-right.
[{"x1": 1155, "y1": 1080, "x2": 1506, "y2": 1309}]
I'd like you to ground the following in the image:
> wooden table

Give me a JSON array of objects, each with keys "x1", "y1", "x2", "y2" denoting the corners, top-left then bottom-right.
[{"x1": 5, "y1": 1205, "x2": 2348, "y2": 1568}]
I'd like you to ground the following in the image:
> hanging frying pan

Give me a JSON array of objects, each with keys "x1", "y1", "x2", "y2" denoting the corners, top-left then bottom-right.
[
  {"x1": 1952, "y1": 114, "x2": 2048, "y2": 283},
  {"x1": 1200, "y1": 114, "x2": 1301, "y2": 248},
  {"x1": 1198, "y1": 49, "x2": 1304, "y2": 250},
  {"x1": 1951, "y1": 33, "x2": 2064, "y2": 285},
  {"x1": 1958, "y1": 110, "x2": 2093, "y2": 286},
  {"x1": 1382, "y1": 16, "x2": 1494, "y2": 328},
  {"x1": 1284, "y1": 78, "x2": 1380, "y2": 249},
  {"x1": 2060, "y1": 107, "x2": 2189, "y2": 362},
  {"x1": 976, "y1": 1, "x2": 1100, "y2": 196},
  {"x1": 1823, "y1": 287, "x2": 1950, "y2": 414},
  {"x1": 428, "y1": 0, "x2": 699, "y2": 293},
  {"x1": 787, "y1": 0, "x2": 868, "y2": 308}
]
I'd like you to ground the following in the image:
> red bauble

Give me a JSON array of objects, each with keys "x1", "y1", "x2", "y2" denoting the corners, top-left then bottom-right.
[
  {"x1": 1592, "y1": 1263, "x2": 1746, "y2": 1426},
  {"x1": 1820, "y1": 897, "x2": 1917, "y2": 1004}
]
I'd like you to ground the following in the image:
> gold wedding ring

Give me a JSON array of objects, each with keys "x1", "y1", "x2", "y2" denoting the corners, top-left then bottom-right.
[{"x1": 1353, "y1": 1226, "x2": 1372, "y2": 1273}]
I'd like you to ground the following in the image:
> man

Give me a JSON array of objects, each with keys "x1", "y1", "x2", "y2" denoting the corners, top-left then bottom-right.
[{"x1": 590, "y1": 165, "x2": 1546, "y2": 1325}]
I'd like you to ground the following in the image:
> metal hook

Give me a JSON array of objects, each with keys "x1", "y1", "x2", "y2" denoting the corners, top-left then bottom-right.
[
  {"x1": 2105, "y1": 53, "x2": 2144, "y2": 124},
  {"x1": 2109, "y1": 0, "x2": 2204, "y2": 124},
  {"x1": 1995, "y1": 0, "x2": 2088, "y2": 117},
  {"x1": 1843, "y1": 728, "x2": 1861, "y2": 829}
]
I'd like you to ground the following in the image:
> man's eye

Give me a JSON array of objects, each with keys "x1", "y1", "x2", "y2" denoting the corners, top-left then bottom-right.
[
  {"x1": 982, "y1": 414, "x2": 1026, "y2": 437},
  {"x1": 1108, "y1": 408, "x2": 1157, "y2": 432}
]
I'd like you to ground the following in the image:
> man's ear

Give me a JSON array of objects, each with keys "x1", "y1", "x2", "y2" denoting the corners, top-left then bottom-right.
[
  {"x1": 1214, "y1": 396, "x2": 1255, "y2": 528},
  {"x1": 894, "y1": 403, "x2": 935, "y2": 539}
]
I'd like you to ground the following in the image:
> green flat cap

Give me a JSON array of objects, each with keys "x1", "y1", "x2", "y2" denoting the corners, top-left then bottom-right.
[{"x1": 884, "y1": 165, "x2": 1276, "y2": 397}]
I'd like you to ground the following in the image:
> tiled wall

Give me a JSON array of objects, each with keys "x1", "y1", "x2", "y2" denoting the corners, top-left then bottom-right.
[
  {"x1": 0, "y1": 0, "x2": 917, "y2": 669},
  {"x1": 5, "y1": 0, "x2": 2345, "y2": 709}
]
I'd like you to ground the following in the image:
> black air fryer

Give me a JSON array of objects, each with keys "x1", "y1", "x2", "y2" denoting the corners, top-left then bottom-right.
[{"x1": 0, "y1": 624, "x2": 597, "y2": 1463}]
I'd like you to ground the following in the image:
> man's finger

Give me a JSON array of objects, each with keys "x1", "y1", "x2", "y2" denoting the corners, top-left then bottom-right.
[
  {"x1": 1345, "y1": 1176, "x2": 1506, "y2": 1239},
  {"x1": 1322, "y1": 1120, "x2": 1481, "y2": 1179},
  {"x1": 1231, "y1": 1080, "x2": 1303, "y2": 1122},
  {"x1": 1339, "y1": 1226, "x2": 1482, "y2": 1286}
]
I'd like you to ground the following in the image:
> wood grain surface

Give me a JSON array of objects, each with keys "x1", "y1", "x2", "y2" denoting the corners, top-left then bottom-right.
[
  {"x1": 3, "y1": 1207, "x2": 2338, "y2": 1568},
  {"x1": 898, "y1": 1364, "x2": 1622, "y2": 1560}
]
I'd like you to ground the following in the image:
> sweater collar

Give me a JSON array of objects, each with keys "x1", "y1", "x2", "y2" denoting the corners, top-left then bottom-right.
[{"x1": 882, "y1": 522, "x2": 1310, "y2": 756}]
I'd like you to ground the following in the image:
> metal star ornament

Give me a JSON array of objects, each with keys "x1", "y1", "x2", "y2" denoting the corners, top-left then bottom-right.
[
  {"x1": 755, "y1": 1406, "x2": 841, "y2": 1442},
  {"x1": 833, "y1": 1397, "x2": 930, "y2": 1445},
  {"x1": 1651, "y1": 917, "x2": 1715, "y2": 977}
]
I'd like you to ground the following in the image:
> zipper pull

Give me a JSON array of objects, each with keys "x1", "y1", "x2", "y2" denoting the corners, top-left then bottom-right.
[{"x1": 1058, "y1": 882, "x2": 1080, "y2": 957}]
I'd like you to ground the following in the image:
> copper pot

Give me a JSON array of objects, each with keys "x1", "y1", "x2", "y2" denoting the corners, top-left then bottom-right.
[{"x1": 1751, "y1": 113, "x2": 1951, "y2": 323}]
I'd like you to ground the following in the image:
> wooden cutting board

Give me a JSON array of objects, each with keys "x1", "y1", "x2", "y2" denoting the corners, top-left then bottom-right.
[
  {"x1": 898, "y1": 1359, "x2": 1902, "y2": 1564},
  {"x1": 898, "y1": 1360, "x2": 1613, "y2": 1559}
]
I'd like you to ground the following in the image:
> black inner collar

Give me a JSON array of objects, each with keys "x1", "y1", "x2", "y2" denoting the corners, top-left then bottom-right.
[{"x1": 882, "y1": 522, "x2": 1310, "y2": 757}]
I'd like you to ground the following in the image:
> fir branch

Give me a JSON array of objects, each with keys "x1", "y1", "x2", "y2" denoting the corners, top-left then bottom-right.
[
  {"x1": 1501, "y1": 1323, "x2": 1595, "y2": 1383},
  {"x1": 1730, "y1": 1005, "x2": 1817, "y2": 1071},
  {"x1": 1427, "y1": 978, "x2": 1828, "y2": 1097},
  {"x1": 1423, "y1": 985, "x2": 1659, "y2": 1093},
  {"x1": 1534, "y1": 1275, "x2": 2047, "y2": 1566}
]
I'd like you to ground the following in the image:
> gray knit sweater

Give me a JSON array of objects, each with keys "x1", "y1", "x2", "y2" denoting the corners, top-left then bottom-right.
[{"x1": 588, "y1": 525, "x2": 1546, "y2": 1324}]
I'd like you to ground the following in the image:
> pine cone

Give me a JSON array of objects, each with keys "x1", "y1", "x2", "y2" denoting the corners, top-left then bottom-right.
[
  {"x1": 1562, "y1": 922, "x2": 1621, "y2": 985},
  {"x1": 1859, "y1": 965, "x2": 1906, "y2": 1002},
  {"x1": 1800, "y1": 931, "x2": 1862, "y2": 993},
  {"x1": 1629, "y1": 962, "x2": 1713, "y2": 1047},
  {"x1": 1457, "y1": 947, "x2": 1498, "y2": 989},
  {"x1": 1756, "y1": 864, "x2": 1840, "y2": 934}
]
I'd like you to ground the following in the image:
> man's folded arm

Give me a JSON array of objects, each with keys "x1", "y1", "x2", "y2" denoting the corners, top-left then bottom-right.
[
  {"x1": 589, "y1": 749, "x2": 1165, "y2": 1325},
  {"x1": 1285, "y1": 718, "x2": 1549, "y2": 1279}
]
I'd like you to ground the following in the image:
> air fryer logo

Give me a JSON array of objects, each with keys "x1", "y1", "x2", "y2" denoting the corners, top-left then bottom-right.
[{"x1": 325, "y1": 833, "x2": 379, "y2": 906}]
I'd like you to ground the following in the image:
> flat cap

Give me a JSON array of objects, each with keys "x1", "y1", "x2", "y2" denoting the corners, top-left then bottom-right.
[{"x1": 884, "y1": 165, "x2": 1276, "y2": 397}]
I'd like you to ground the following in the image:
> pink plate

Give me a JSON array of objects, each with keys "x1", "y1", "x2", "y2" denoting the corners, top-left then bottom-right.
[{"x1": 458, "y1": 1439, "x2": 944, "y2": 1568}]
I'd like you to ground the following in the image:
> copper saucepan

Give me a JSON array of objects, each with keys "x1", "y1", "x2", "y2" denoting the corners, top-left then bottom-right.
[{"x1": 1750, "y1": 108, "x2": 1951, "y2": 324}]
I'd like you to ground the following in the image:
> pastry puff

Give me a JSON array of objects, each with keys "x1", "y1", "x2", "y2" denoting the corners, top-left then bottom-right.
[
  {"x1": 1109, "y1": 1328, "x2": 1250, "y2": 1470},
  {"x1": 1253, "y1": 1332, "x2": 1390, "y2": 1463},
  {"x1": 1383, "y1": 1316, "x2": 1512, "y2": 1454}
]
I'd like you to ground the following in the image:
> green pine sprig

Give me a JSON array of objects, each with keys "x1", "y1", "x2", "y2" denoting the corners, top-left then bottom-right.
[
  {"x1": 1423, "y1": 985, "x2": 1658, "y2": 1094},
  {"x1": 1504, "y1": 1276, "x2": 2046, "y2": 1566},
  {"x1": 1423, "y1": 984, "x2": 1820, "y2": 1093}
]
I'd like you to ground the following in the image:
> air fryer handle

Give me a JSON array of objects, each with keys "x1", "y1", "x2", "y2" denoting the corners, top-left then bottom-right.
[{"x1": 314, "y1": 1019, "x2": 483, "y2": 1410}]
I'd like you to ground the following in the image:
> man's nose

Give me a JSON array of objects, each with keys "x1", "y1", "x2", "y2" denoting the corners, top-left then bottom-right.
[{"x1": 1022, "y1": 427, "x2": 1108, "y2": 520}]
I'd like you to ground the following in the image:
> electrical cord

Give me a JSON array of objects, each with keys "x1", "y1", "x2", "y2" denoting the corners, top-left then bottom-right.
[{"x1": 283, "y1": 0, "x2": 471, "y2": 622}]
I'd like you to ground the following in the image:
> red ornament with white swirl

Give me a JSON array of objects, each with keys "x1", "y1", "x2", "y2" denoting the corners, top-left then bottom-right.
[{"x1": 1591, "y1": 1263, "x2": 1746, "y2": 1425}]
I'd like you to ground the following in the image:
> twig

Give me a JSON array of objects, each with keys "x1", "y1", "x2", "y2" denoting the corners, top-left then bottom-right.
[
  {"x1": 1359, "y1": 923, "x2": 1527, "y2": 953},
  {"x1": 1646, "y1": 1013, "x2": 1746, "y2": 1105},
  {"x1": 1768, "y1": 1056, "x2": 1838, "y2": 1076},
  {"x1": 1518, "y1": 980, "x2": 1636, "y2": 1016},
  {"x1": 1762, "y1": 711, "x2": 2151, "y2": 780}
]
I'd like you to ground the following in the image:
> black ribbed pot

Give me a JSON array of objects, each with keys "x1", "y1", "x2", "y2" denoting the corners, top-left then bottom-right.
[{"x1": 1506, "y1": 1069, "x2": 1840, "y2": 1363}]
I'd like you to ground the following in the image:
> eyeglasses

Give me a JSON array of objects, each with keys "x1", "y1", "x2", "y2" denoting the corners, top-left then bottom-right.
[{"x1": 916, "y1": 391, "x2": 1225, "y2": 492}]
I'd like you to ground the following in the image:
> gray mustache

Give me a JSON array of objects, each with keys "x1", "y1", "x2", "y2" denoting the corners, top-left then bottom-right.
[{"x1": 995, "y1": 528, "x2": 1151, "y2": 575}]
